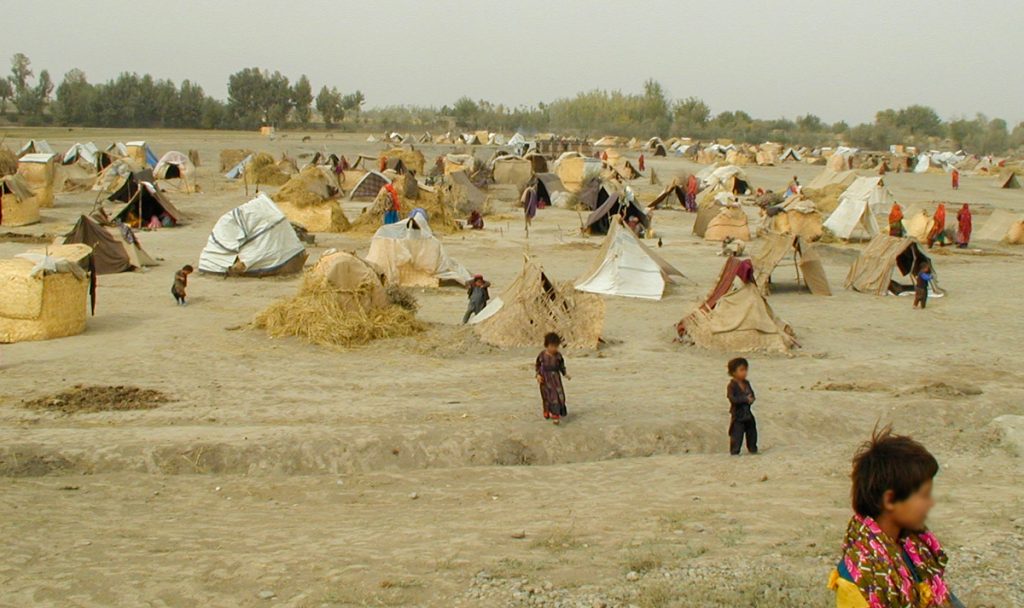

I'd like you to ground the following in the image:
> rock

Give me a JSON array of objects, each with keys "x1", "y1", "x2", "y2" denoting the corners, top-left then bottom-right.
[
  {"x1": 511, "y1": 531, "x2": 526, "y2": 539},
  {"x1": 409, "y1": 492, "x2": 419, "y2": 500},
  {"x1": 257, "y1": 590, "x2": 275, "y2": 600},
  {"x1": 625, "y1": 571, "x2": 640, "y2": 582}
]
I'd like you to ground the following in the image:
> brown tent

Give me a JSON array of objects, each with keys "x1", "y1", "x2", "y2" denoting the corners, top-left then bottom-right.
[
  {"x1": 844, "y1": 234, "x2": 931, "y2": 295},
  {"x1": 447, "y1": 170, "x2": 488, "y2": 214},
  {"x1": 583, "y1": 191, "x2": 650, "y2": 235},
  {"x1": 995, "y1": 171, "x2": 1022, "y2": 189},
  {"x1": 534, "y1": 173, "x2": 566, "y2": 206},
  {"x1": 108, "y1": 170, "x2": 184, "y2": 228},
  {"x1": 648, "y1": 182, "x2": 685, "y2": 209},
  {"x1": 751, "y1": 232, "x2": 831, "y2": 296},
  {"x1": 63, "y1": 214, "x2": 157, "y2": 274}
]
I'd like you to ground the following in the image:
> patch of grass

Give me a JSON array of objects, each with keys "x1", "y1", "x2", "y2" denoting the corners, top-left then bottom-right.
[
  {"x1": 636, "y1": 580, "x2": 675, "y2": 608},
  {"x1": 529, "y1": 522, "x2": 583, "y2": 552},
  {"x1": 624, "y1": 549, "x2": 663, "y2": 574}
]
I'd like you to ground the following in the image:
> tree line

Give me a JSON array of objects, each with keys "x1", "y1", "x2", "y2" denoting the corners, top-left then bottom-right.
[{"x1": 4, "y1": 52, "x2": 1023, "y2": 155}]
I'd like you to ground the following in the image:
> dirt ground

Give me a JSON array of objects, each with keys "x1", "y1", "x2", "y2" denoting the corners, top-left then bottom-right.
[{"x1": 0, "y1": 127, "x2": 1022, "y2": 608}]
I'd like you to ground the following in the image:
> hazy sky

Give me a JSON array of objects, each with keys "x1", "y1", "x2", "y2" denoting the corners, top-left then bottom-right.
[{"x1": 6, "y1": 0, "x2": 1023, "y2": 125}]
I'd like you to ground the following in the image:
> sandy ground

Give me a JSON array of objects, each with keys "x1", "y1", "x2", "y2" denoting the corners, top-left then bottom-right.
[{"x1": 0, "y1": 127, "x2": 1022, "y2": 608}]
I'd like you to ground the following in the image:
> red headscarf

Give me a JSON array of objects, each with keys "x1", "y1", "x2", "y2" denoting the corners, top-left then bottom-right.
[
  {"x1": 686, "y1": 174, "x2": 698, "y2": 196},
  {"x1": 888, "y1": 202, "x2": 904, "y2": 225},
  {"x1": 933, "y1": 203, "x2": 946, "y2": 230},
  {"x1": 383, "y1": 184, "x2": 400, "y2": 211},
  {"x1": 957, "y1": 204, "x2": 972, "y2": 243}
]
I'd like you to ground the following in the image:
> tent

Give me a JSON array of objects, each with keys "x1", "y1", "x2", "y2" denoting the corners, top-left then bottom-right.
[
  {"x1": 768, "y1": 195, "x2": 824, "y2": 241},
  {"x1": 677, "y1": 257, "x2": 796, "y2": 353},
  {"x1": 93, "y1": 158, "x2": 142, "y2": 193},
  {"x1": 648, "y1": 182, "x2": 686, "y2": 209},
  {"x1": 153, "y1": 151, "x2": 198, "y2": 193},
  {"x1": 108, "y1": 170, "x2": 184, "y2": 228},
  {"x1": 751, "y1": 232, "x2": 831, "y2": 296},
  {"x1": 272, "y1": 167, "x2": 349, "y2": 233},
  {"x1": 780, "y1": 147, "x2": 803, "y2": 162},
  {"x1": 844, "y1": 234, "x2": 932, "y2": 296},
  {"x1": 62, "y1": 142, "x2": 111, "y2": 171},
  {"x1": 534, "y1": 173, "x2": 566, "y2": 207},
  {"x1": 975, "y1": 209, "x2": 1023, "y2": 242},
  {"x1": 62, "y1": 214, "x2": 157, "y2": 274},
  {"x1": 705, "y1": 206, "x2": 751, "y2": 242},
  {"x1": 199, "y1": 193, "x2": 308, "y2": 276},
  {"x1": 699, "y1": 165, "x2": 751, "y2": 195},
  {"x1": 17, "y1": 140, "x2": 54, "y2": 157},
  {"x1": 523, "y1": 152, "x2": 548, "y2": 173},
  {"x1": 994, "y1": 172, "x2": 1022, "y2": 189},
  {"x1": 555, "y1": 154, "x2": 603, "y2": 192},
  {"x1": 575, "y1": 218, "x2": 683, "y2": 300},
  {"x1": 0, "y1": 174, "x2": 40, "y2": 227},
  {"x1": 822, "y1": 177, "x2": 892, "y2": 239},
  {"x1": 447, "y1": 170, "x2": 488, "y2": 214},
  {"x1": 492, "y1": 156, "x2": 533, "y2": 192},
  {"x1": 0, "y1": 255, "x2": 89, "y2": 343},
  {"x1": 365, "y1": 213, "x2": 471, "y2": 287},
  {"x1": 349, "y1": 171, "x2": 391, "y2": 200},
  {"x1": 224, "y1": 153, "x2": 253, "y2": 179},
  {"x1": 583, "y1": 190, "x2": 649, "y2": 235},
  {"x1": 806, "y1": 168, "x2": 858, "y2": 191},
  {"x1": 125, "y1": 141, "x2": 159, "y2": 167},
  {"x1": 16, "y1": 153, "x2": 57, "y2": 208},
  {"x1": 471, "y1": 256, "x2": 605, "y2": 349}
]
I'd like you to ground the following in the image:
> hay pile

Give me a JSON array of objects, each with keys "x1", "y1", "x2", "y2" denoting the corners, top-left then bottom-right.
[
  {"x1": 273, "y1": 168, "x2": 350, "y2": 233},
  {"x1": 23, "y1": 385, "x2": 169, "y2": 414},
  {"x1": 383, "y1": 148, "x2": 426, "y2": 174},
  {"x1": 0, "y1": 146, "x2": 17, "y2": 176},
  {"x1": 801, "y1": 183, "x2": 847, "y2": 214},
  {"x1": 247, "y1": 152, "x2": 291, "y2": 186},
  {"x1": 349, "y1": 175, "x2": 459, "y2": 235},
  {"x1": 253, "y1": 272, "x2": 424, "y2": 348},
  {"x1": 219, "y1": 148, "x2": 252, "y2": 172}
]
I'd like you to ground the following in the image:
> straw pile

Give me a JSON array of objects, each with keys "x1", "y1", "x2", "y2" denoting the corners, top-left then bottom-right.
[
  {"x1": 23, "y1": 385, "x2": 169, "y2": 414},
  {"x1": 0, "y1": 258, "x2": 88, "y2": 343},
  {"x1": 253, "y1": 272, "x2": 423, "y2": 348},
  {"x1": 247, "y1": 152, "x2": 291, "y2": 186},
  {"x1": 17, "y1": 160, "x2": 56, "y2": 208},
  {"x1": 349, "y1": 175, "x2": 459, "y2": 235},
  {"x1": 273, "y1": 167, "x2": 351, "y2": 233},
  {"x1": 801, "y1": 183, "x2": 847, "y2": 214},
  {"x1": 0, "y1": 146, "x2": 17, "y2": 176},
  {"x1": 383, "y1": 148, "x2": 426, "y2": 174},
  {"x1": 219, "y1": 149, "x2": 252, "y2": 172}
]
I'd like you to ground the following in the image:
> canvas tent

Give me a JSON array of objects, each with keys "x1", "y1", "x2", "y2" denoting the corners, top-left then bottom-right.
[
  {"x1": 349, "y1": 171, "x2": 391, "y2": 200},
  {"x1": 0, "y1": 255, "x2": 89, "y2": 343},
  {"x1": 62, "y1": 215, "x2": 157, "y2": 274},
  {"x1": 994, "y1": 172, "x2": 1021, "y2": 189},
  {"x1": 93, "y1": 158, "x2": 142, "y2": 193},
  {"x1": 224, "y1": 154, "x2": 253, "y2": 179},
  {"x1": 534, "y1": 173, "x2": 567, "y2": 207},
  {"x1": 583, "y1": 190, "x2": 650, "y2": 235},
  {"x1": 471, "y1": 256, "x2": 605, "y2": 349},
  {"x1": 844, "y1": 234, "x2": 932, "y2": 296},
  {"x1": 199, "y1": 193, "x2": 308, "y2": 276},
  {"x1": 365, "y1": 213, "x2": 471, "y2": 287},
  {"x1": 555, "y1": 154, "x2": 603, "y2": 192},
  {"x1": 492, "y1": 156, "x2": 533, "y2": 192},
  {"x1": 700, "y1": 165, "x2": 751, "y2": 195},
  {"x1": 575, "y1": 218, "x2": 683, "y2": 300},
  {"x1": 806, "y1": 168, "x2": 858, "y2": 191},
  {"x1": 751, "y1": 232, "x2": 831, "y2": 296},
  {"x1": 447, "y1": 170, "x2": 488, "y2": 214},
  {"x1": 108, "y1": 170, "x2": 184, "y2": 228},
  {"x1": 677, "y1": 256, "x2": 796, "y2": 353},
  {"x1": 154, "y1": 151, "x2": 198, "y2": 193},
  {"x1": 822, "y1": 177, "x2": 892, "y2": 239},
  {"x1": 768, "y1": 195, "x2": 824, "y2": 241},
  {"x1": 18, "y1": 140, "x2": 54, "y2": 157},
  {"x1": 975, "y1": 209, "x2": 1023, "y2": 242},
  {"x1": 780, "y1": 147, "x2": 803, "y2": 162},
  {"x1": 0, "y1": 174, "x2": 40, "y2": 226}
]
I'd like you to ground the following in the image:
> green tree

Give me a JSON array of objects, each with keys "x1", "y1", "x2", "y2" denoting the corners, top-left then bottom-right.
[
  {"x1": 895, "y1": 105, "x2": 943, "y2": 137},
  {"x1": 291, "y1": 75, "x2": 313, "y2": 126},
  {"x1": 315, "y1": 85, "x2": 343, "y2": 127},
  {"x1": 53, "y1": 69, "x2": 94, "y2": 124},
  {"x1": 451, "y1": 96, "x2": 480, "y2": 128},
  {"x1": 341, "y1": 90, "x2": 365, "y2": 114},
  {"x1": 796, "y1": 114, "x2": 823, "y2": 132},
  {"x1": 0, "y1": 78, "x2": 14, "y2": 117},
  {"x1": 672, "y1": 97, "x2": 710, "y2": 135}
]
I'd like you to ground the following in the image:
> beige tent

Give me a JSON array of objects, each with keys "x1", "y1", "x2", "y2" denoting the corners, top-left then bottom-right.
[
  {"x1": 447, "y1": 170, "x2": 488, "y2": 214},
  {"x1": 1, "y1": 174, "x2": 41, "y2": 226},
  {"x1": 752, "y1": 232, "x2": 831, "y2": 296},
  {"x1": 16, "y1": 153, "x2": 57, "y2": 208},
  {"x1": 0, "y1": 255, "x2": 89, "y2": 343},
  {"x1": 471, "y1": 256, "x2": 605, "y2": 349},
  {"x1": 575, "y1": 218, "x2": 683, "y2": 300},
  {"x1": 994, "y1": 171, "x2": 1022, "y2": 189},
  {"x1": 492, "y1": 157, "x2": 533, "y2": 192},
  {"x1": 92, "y1": 158, "x2": 142, "y2": 193},
  {"x1": 902, "y1": 209, "x2": 934, "y2": 244},
  {"x1": 555, "y1": 153, "x2": 602, "y2": 192},
  {"x1": 822, "y1": 177, "x2": 892, "y2": 239},
  {"x1": 365, "y1": 213, "x2": 471, "y2": 287},
  {"x1": 807, "y1": 168, "x2": 858, "y2": 191},
  {"x1": 769, "y1": 195, "x2": 823, "y2": 241},
  {"x1": 975, "y1": 209, "x2": 1023, "y2": 243},
  {"x1": 154, "y1": 151, "x2": 198, "y2": 193},
  {"x1": 844, "y1": 234, "x2": 931, "y2": 295},
  {"x1": 705, "y1": 206, "x2": 751, "y2": 242}
]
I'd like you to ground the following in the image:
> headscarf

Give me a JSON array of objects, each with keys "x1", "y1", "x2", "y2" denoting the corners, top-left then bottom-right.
[
  {"x1": 686, "y1": 174, "x2": 698, "y2": 196},
  {"x1": 383, "y1": 184, "x2": 400, "y2": 211},
  {"x1": 928, "y1": 204, "x2": 946, "y2": 242},
  {"x1": 839, "y1": 514, "x2": 951, "y2": 608},
  {"x1": 957, "y1": 204, "x2": 972, "y2": 243},
  {"x1": 889, "y1": 202, "x2": 904, "y2": 225}
]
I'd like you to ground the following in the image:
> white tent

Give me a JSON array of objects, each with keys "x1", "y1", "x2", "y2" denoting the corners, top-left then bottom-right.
[
  {"x1": 154, "y1": 151, "x2": 197, "y2": 192},
  {"x1": 62, "y1": 142, "x2": 100, "y2": 167},
  {"x1": 18, "y1": 139, "x2": 54, "y2": 157},
  {"x1": 198, "y1": 193, "x2": 307, "y2": 275},
  {"x1": 507, "y1": 132, "x2": 527, "y2": 147},
  {"x1": 822, "y1": 177, "x2": 892, "y2": 239},
  {"x1": 913, "y1": 154, "x2": 931, "y2": 173},
  {"x1": 575, "y1": 219, "x2": 683, "y2": 300},
  {"x1": 365, "y1": 213, "x2": 472, "y2": 287}
]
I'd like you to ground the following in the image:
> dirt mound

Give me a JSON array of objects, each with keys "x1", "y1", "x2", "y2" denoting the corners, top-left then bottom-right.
[
  {"x1": 23, "y1": 385, "x2": 170, "y2": 414},
  {"x1": 812, "y1": 381, "x2": 888, "y2": 393},
  {"x1": 897, "y1": 382, "x2": 983, "y2": 399},
  {"x1": 0, "y1": 232, "x2": 53, "y2": 244}
]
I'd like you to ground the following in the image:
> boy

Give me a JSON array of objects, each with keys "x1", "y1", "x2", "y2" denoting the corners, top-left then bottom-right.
[
  {"x1": 829, "y1": 428, "x2": 963, "y2": 607},
  {"x1": 726, "y1": 357, "x2": 757, "y2": 455},
  {"x1": 172, "y1": 265, "x2": 193, "y2": 306},
  {"x1": 914, "y1": 263, "x2": 932, "y2": 310},
  {"x1": 462, "y1": 274, "x2": 490, "y2": 324}
]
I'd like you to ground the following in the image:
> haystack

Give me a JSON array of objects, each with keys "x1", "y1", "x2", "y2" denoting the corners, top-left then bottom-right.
[
  {"x1": 705, "y1": 206, "x2": 751, "y2": 242},
  {"x1": 350, "y1": 175, "x2": 459, "y2": 235},
  {"x1": 16, "y1": 153, "x2": 57, "y2": 208},
  {"x1": 382, "y1": 148, "x2": 425, "y2": 174},
  {"x1": 0, "y1": 147, "x2": 18, "y2": 176},
  {"x1": 902, "y1": 210, "x2": 935, "y2": 244},
  {"x1": 253, "y1": 250, "x2": 423, "y2": 348},
  {"x1": 801, "y1": 183, "x2": 847, "y2": 214},
  {"x1": 247, "y1": 152, "x2": 292, "y2": 186},
  {"x1": 1, "y1": 174, "x2": 41, "y2": 227},
  {"x1": 273, "y1": 166, "x2": 350, "y2": 232},
  {"x1": 219, "y1": 149, "x2": 253, "y2": 172},
  {"x1": 471, "y1": 257, "x2": 605, "y2": 350},
  {"x1": 0, "y1": 256, "x2": 88, "y2": 343}
]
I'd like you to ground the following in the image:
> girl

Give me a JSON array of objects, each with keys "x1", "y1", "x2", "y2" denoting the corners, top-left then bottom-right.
[
  {"x1": 914, "y1": 263, "x2": 932, "y2": 310},
  {"x1": 535, "y1": 332, "x2": 571, "y2": 425},
  {"x1": 956, "y1": 204, "x2": 972, "y2": 249},
  {"x1": 726, "y1": 358, "x2": 757, "y2": 455},
  {"x1": 829, "y1": 427, "x2": 963, "y2": 607}
]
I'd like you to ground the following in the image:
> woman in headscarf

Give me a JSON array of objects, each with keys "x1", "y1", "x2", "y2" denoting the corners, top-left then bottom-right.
[
  {"x1": 956, "y1": 204, "x2": 972, "y2": 248},
  {"x1": 521, "y1": 183, "x2": 538, "y2": 231},
  {"x1": 381, "y1": 183, "x2": 401, "y2": 225},
  {"x1": 888, "y1": 202, "x2": 905, "y2": 237},
  {"x1": 927, "y1": 204, "x2": 946, "y2": 248},
  {"x1": 685, "y1": 174, "x2": 699, "y2": 212}
]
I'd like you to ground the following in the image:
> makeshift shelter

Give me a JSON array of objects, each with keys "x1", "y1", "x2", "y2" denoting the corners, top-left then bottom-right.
[
  {"x1": 62, "y1": 142, "x2": 111, "y2": 171},
  {"x1": 780, "y1": 148, "x2": 803, "y2": 162},
  {"x1": 364, "y1": 212, "x2": 471, "y2": 287},
  {"x1": 349, "y1": 171, "x2": 391, "y2": 201},
  {"x1": 844, "y1": 234, "x2": 932, "y2": 296},
  {"x1": 705, "y1": 205, "x2": 751, "y2": 242},
  {"x1": 700, "y1": 165, "x2": 751, "y2": 195},
  {"x1": 471, "y1": 256, "x2": 605, "y2": 349},
  {"x1": 492, "y1": 156, "x2": 533, "y2": 192},
  {"x1": 273, "y1": 166, "x2": 349, "y2": 233},
  {"x1": 0, "y1": 255, "x2": 89, "y2": 343},
  {"x1": 224, "y1": 153, "x2": 253, "y2": 179},
  {"x1": 822, "y1": 177, "x2": 892, "y2": 239},
  {"x1": 995, "y1": 172, "x2": 1022, "y2": 189},
  {"x1": 806, "y1": 168, "x2": 858, "y2": 191},
  {"x1": 153, "y1": 151, "x2": 198, "y2": 193},
  {"x1": 18, "y1": 140, "x2": 54, "y2": 157},
  {"x1": 125, "y1": 141, "x2": 159, "y2": 167},
  {"x1": 198, "y1": 193, "x2": 308, "y2": 276},
  {"x1": 447, "y1": 170, "x2": 488, "y2": 214},
  {"x1": 583, "y1": 190, "x2": 649, "y2": 236},
  {"x1": 648, "y1": 179, "x2": 687, "y2": 209},
  {"x1": 575, "y1": 218, "x2": 683, "y2": 300},
  {"x1": 768, "y1": 195, "x2": 823, "y2": 241},
  {"x1": 576, "y1": 179, "x2": 615, "y2": 211},
  {"x1": 677, "y1": 257, "x2": 796, "y2": 353},
  {"x1": 0, "y1": 174, "x2": 41, "y2": 226},
  {"x1": 902, "y1": 209, "x2": 934, "y2": 243},
  {"x1": 16, "y1": 153, "x2": 57, "y2": 208},
  {"x1": 751, "y1": 232, "x2": 831, "y2": 296},
  {"x1": 93, "y1": 158, "x2": 142, "y2": 193},
  {"x1": 524, "y1": 152, "x2": 548, "y2": 173},
  {"x1": 555, "y1": 154, "x2": 603, "y2": 192},
  {"x1": 975, "y1": 209, "x2": 1022, "y2": 242},
  {"x1": 62, "y1": 215, "x2": 156, "y2": 274},
  {"x1": 108, "y1": 170, "x2": 183, "y2": 228},
  {"x1": 534, "y1": 173, "x2": 567, "y2": 207}
]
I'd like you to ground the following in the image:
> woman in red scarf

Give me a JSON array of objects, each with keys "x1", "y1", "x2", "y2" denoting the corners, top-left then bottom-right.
[
  {"x1": 956, "y1": 204, "x2": 972, "y2": 248},
  {"x1": 927, "y1": 204, "x2": 946, "y2": 248},
  {"x1": 685, "y1": 174, "x2": 699, "y2": 212},
  {"x1": 638, "y1": 153, "x2": 645, "y2": 172},
  {"x1": 888, "y1": 202, "x2": 905, "y2": 237},
  {"x1": 950, "y1": 169, "x2": 959, "y2": 190}
]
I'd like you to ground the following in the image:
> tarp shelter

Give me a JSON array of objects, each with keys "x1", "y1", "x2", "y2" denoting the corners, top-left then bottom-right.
[
  {"x1": 822, "y1": 177, "x2": 892, "y2": 239},
  {"x1": 471, "y1": 256, "x2": 605, "y2": 349},
  {"x1": 108, "y1": 170, "x2": 183, "y2": 228},
  {"x1": 844, "y1": 234, "x2": 931, "y2": 296},
  {"x1": 492, "y1": 157, "x2": 533, "y2": 192},
  {"x1": 126, "y1": 141, "x2": 159, "y2": 167},
  {"x1": 199, "y1": 193, "x2": 308, "y2": 276},
  {"x1": 995, "y1": 172, "x2": 1022, "y2": 189},
  {"x1": 807, "y1": 168, "x2": 858, "y2": 191},
  {"x1": 17, "y1": 140, "x2": 54, "y2": 157},
  {"x1": 16, "y1": 153, "x2": 57, "y2": 208},
  {"x1": 751, "y1": 232, "x2": 831, "y2": 296},
  {"x1": 93, "y1": 158, "x2": 142, "y2": 193},
  {"x1": 555, "y1": 154, "x2": 603, "y2": 192},
  {"x1": 365, "y1": 213, "x2": 471, "y2": 288},
  {"x1": 575, "y1": 218, "x2": 683, "y2": 300},
  {"x1": 700, "y1": 165, "x2": 751, "y2": 194},
  {"x1": 975, "y1": 209, "x2": 1022, "y2": 242},
  {"x1": 677, "y1": 257, "x2": 796, "y2": 353},
  {"x1": 447, "y1": 170, "x2": 488, "y2": 214},
  {"x1": 0, "y1": 255, "x2": 89, "y2": 343},
  {"x1": 576, "y1": 179, "x2": 614, "y2": 211},
  {"x1": 349, "y1": 171, "x2": 391, "y2": 200},
  {"x1": 224, "y1": 154, "x2": 254, "y2": 179},
  {"x1": 648, "y1": 180, "x2": 686, "y2": 209},
  {"x1": 63, "y1": 214, "x2": 156, "y2": 274},
  {"x1": 62, "y1": 142, "x2": 110, "y2": 171},
  {"x1": 780, "y1": 148, "x2": 802, "y2": 162},
  {"x1": 154, "y1": 151, "x2": 197, "y2": 193},
  {"x1": 704, "y1": 205, "x2": 751, "y2": 242},
  {"x1": 0, "y1": 174, "x2": 40, "y2": 226},
  {"x1": 534, "y1": 173, "x2": 566, "y2": 207},
  {"x1": 583, "y1": 190, "x2": 650, "y2": 235},
  {"x1": 769, "y1": 195, "x2": 823, "y2": 241}
]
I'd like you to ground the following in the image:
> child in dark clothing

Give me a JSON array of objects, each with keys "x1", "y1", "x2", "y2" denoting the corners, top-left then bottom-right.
[
  {"x1": 462, "y1": 274, "x2": 491, "y2": 324},
  {"x1": 727, "y1": 357, "x2": 757, "y2": 455},
  {"x1": 914, "y1": 262, "x2": 932, "y2": 310},
  {"x1": 172, "y1": 265, "x2": 193, "y2": 305}
]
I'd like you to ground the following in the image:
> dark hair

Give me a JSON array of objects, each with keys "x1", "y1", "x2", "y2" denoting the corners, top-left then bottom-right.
[
  {"x1": 543, "y1": 332, "x2": 562, "y2": 347},
  {"x1": 727, "y1": 357, "x2": 748, "y2": 376},
  {"x1": 851, "y1": 426, "x2": 938, "y2": 518},
  {"x1": 182, "y1": 265, "x2": 194, "y2": 272}
]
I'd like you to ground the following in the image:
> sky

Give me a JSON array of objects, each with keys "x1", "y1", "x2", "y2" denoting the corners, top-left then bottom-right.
[{"x1": 5, "y1": 0, "x2": 1023, "y2": 125}]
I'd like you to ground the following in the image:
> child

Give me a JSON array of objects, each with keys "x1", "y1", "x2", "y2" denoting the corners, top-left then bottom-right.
[
  {"x1": 462, "y1": 274, "x2": 491, "y2": 324},
  {"x1": 914, "y1": 263, "x2": 932, "y2": 310},
  {"x1": 535, "y1": 332, "x2": 571, "y2": 425},
  {"x1": 829, "y1": 428, "x2": 963, "y2": 607},
  {"x1": 727, "y1": 357, "x2": 757, "y2": 455},
  {"x1": 172, "y1": 265, "x2": 193, "y2": 305}
]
